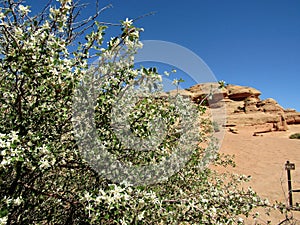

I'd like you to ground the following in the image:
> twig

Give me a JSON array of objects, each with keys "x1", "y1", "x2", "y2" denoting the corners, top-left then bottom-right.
[{"x1": 133, "y1": 11, "x2": 156, "y2": 22}]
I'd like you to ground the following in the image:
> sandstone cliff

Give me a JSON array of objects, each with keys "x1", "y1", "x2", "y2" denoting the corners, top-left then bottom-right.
[{"x1": 167, "y1": 83, "x2": 300, "y2": 131}]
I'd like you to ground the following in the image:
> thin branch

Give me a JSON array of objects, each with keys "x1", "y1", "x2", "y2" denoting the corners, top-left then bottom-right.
[
  {"x1": 72, "y1": 3, "x2": 113, "y2": 32},
  {"x1": 35, "y1": 0, "x2": 53, "y2": 27},
  {"x1": 7, "y1": 0, "x2": 19, "y2": 24},
  {"x1": 0, "y1": 24, "x2": 20, "y2": 50},
  {"x1": 133, "y1": 11, "x2": 157, "y2": 23}
]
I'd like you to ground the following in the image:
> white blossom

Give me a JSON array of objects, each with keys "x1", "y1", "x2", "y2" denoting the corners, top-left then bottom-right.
[
  {"x1": 137, "y1": 211, "x2": 145, "y2": 220},
  {"x1": 0, "y1": 12, "x2": 4, "y2": 20},
  {"x1": 120, "y1": 218, "x2": 127, "y2": 225},
  {"x1": 14, "y1": 27, "x2": 23, "y2": 36},
  {"x1": 14, "y1": 197, "x2": 23, "y2": 206},
  {"x1": 122, "y1": 18, "x2": 133, "y2": 27},
  {"x1": 0, "y1": 216, "x2": 8, "y2": 225},
  {"x1": 39, "y1": 157, "x2": 52, "y2": 169},
  {"x1": 18, "y1": 5, "x2": 31, "y2": 15}
]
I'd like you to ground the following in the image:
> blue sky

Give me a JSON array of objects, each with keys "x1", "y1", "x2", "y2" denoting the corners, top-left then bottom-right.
[{"x1": 28, "y1": 0, "x2": 300, "y2": 111}]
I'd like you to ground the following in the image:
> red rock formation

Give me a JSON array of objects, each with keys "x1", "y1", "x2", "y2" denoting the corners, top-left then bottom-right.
[{"x1": 165, "y1": 83, "x2": 300, "y2": 130}]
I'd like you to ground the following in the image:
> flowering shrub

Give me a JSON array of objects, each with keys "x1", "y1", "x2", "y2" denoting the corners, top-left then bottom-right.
[{"x1": 0, "y1": 0, "x2": 271, "y2": 224}]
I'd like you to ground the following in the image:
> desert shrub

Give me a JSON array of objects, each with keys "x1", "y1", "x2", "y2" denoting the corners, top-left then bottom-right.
[{"x1": 289, "y1": 133, "x2": 300, "y2": 139}]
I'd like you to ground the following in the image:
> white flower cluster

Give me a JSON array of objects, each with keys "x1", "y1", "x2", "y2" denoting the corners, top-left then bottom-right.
[
  {"x1": 0, "y1": 132, "x2": 23, "y2": 168},
  {"x1": 38, "y1": 145, "x2": 56, "y2": 170},
  {"x1": 18, "y1": 5, "x2": 31, "y2": 15},
  {"x1": 0, "y1": 216, "x2": 7, "y2": 225}
]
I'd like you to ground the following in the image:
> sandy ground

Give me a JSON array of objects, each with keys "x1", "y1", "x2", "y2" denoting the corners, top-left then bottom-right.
[{"x1": 217, "y1": 124, "x2": 300, "y2": 224}]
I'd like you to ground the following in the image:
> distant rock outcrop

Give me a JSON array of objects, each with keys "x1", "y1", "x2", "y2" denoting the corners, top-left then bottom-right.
[
  {"x1": 226, "y1": 84, "x2": 261, "y2": 101},
  {"x1": 167, "y1": 83, "x2": 300, "y2": 131}
]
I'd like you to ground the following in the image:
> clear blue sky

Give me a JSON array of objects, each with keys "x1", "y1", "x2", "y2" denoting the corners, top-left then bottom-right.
[{"x1": 28, "y1": 0, "x2": 300, "y2": 111}]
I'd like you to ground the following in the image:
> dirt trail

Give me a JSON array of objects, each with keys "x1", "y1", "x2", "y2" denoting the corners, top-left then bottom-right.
[{"x1": 218, "y1": 124, "x2": 300, "y2": 224}]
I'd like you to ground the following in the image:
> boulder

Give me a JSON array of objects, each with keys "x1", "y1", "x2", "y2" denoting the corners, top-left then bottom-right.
[
  {"x1": 285, "y1": 111, "x2": 300, "y2": 124},
  {"x1": 229, "y1": 127, "x2": 239, "y2": 134}
]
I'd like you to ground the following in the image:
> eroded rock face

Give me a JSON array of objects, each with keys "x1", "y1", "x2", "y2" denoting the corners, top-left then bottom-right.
[
  {"x1": 226, "y1": 113, "x2": 281, "y2": 126},
  {"x1": 244, "y1": 96, "x2": 260, "y2": 113},
  {"x1": 226, "y1": 84, "x2": 261, "y2": 101},
  {"x1": 164, "y1": 83, "x2": 299, "y2": 129},
  {"x1": 224, "y1": 88, "x2": 289, "y2": 128},
  {"x1": 285, "y1": 111, "x2": 300, "y2": 124},
  {"x1": 186, "y1": 83, "x2": 228, "y2": 104},
  {"x1": 257, "y1": 98, "x2": 284, "y2": 113}
]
